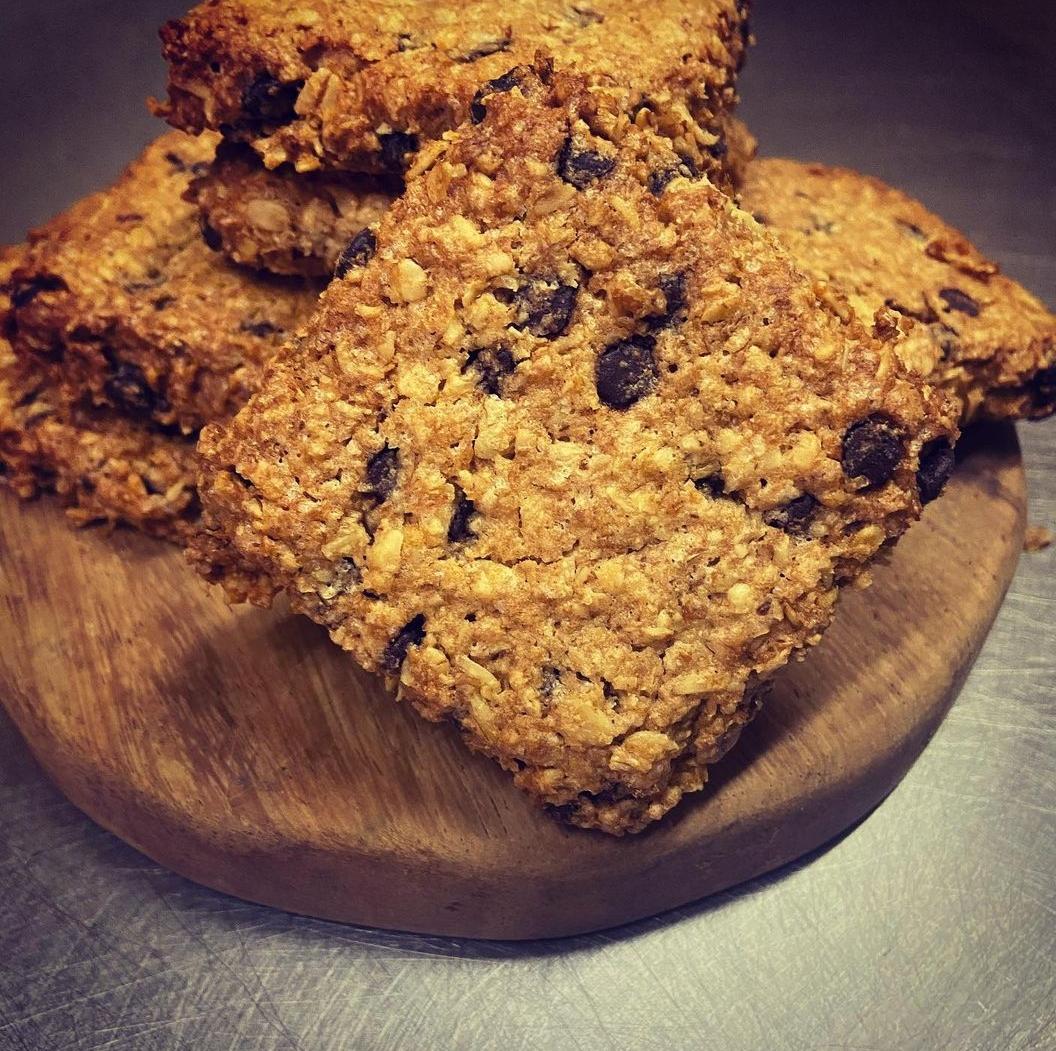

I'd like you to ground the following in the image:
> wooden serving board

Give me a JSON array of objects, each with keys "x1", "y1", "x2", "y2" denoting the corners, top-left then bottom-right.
[{"x1": 0, "y1": 425, "x2": 1026, "y2": 939}]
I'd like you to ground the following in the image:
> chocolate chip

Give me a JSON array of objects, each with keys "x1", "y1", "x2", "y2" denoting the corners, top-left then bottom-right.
[
  {"x1": 841, "y1": 414, "x2": 905, "y2": 486},
  {"x1": 938, "y1": 288, "x2": 981, "y2": 317},
  {"x1": 365, "y1": 445, "x2": 400, "y2": 501},
  {"x1": 104, "y1": 361, "x2": 158, "y2": 418},
  {"x1": 200, "y1": 218, "x2": 223, "y2": 252},
  {"x1": 464, "y1": 345, "x2": 516, "y2": 395},
  {"x1": 917, "y1": 439, "x2": 954, "y2": 505},
  {"x1": 242, "y1": 72, "x2": 303, "y2": 126},
  {"x1": 557, "y1": 137, "x2": 615, "y2": 189},
  {"x1": 694, "y1": 473, "x2": 725, "y2": 497},
  {"x1": 10, "y1": 274, "x2": 66, "y2": 309},
  {"x1": 513, "y1": 281, "x2": 577, "y2": 339},
  {"x1": 1033, "y1": 365, "x2": 1056, "y2": 404},
  {"x1": 381, "y1": 614, "x2": 426, "y2": 673},
  {"x1": 540, "y1": 666, "x2": 561, "y2": 697},
  {"x1": 708, "y1": 136, "x2": 728, "y2": 160},
  {"x1": 334, "y1": 229, "x2": 377, "y2": 278},
  {"x1": 885, "y1": 297, "x2": 938, "y2": 325},
  {"x1": 447, "y1": 485, "x2": 477, "y2": 542},
  {"x1": 647, "y1": 155, "x2": 698, "y2": 196},
  {"x1": 763, "y1": 494, "x2": 819, "y2": 535},
  {"x1": 377, "y1": 131, "x2": 419, "y2": 174},
  {"x1": 596, "y1": 335, "x2": 658, "y2": 409},
  {"x1": 456, "y1": 36, "x2": 510, "y2": 62},
  {"x1": 470, "y1": 69, "x2": 523, "y2": 123},
  {"x1": 240, "y1": 319, "x2": 283, "y2": 338},
  {"x1": 648, "y1": 272, "x2": 687, "y2": 329}
]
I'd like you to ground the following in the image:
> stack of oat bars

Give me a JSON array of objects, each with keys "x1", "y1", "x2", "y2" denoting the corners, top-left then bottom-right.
[{"x1": 2, "y1": 1, "x2": 1054, "y2": 833}]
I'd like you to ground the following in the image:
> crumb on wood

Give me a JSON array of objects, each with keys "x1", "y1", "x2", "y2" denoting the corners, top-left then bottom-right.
[{"x1": 1023, "y1": 524, "x2": 1053, "y2": 553}]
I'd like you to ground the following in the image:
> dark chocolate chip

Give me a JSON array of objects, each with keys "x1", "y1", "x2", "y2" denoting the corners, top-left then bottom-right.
[
  {"x1": 763, "y1": 494, "x2": 819, "y2": 536},
  {"x1": 557, "y1": 137, "x2": 615, "y2": 189},
  {"x1": 10, "y1": 274, "x2": 66, "y2": 309},
  {"x1": 104, "y1": 361, "x2": 158, "y2": 418},
  {"x1": 334, "y1": 228, "x2": 377, "y2": 278},
  {"x1": 464, "y1": 345, "x2": 516, "y2": 395},
  {"x1": 841, "y1": 414, "x2": 905, "y2": 486},
  {"x1": 242, "y1": 72, "x2": 303, "y2": 126},
  {"x1": 514, "y1": 281, "x2": 577, "y2": 339},
  {"x1": 647, "y1": 155, "x2": 698, "y2": 196},
  {"x1": 381, "y1": 613, "x2": 426, "y2": 673},
  {"x1": 447, "y1": 485, "x2": 478, "y2": 542},
  {"x1": 648, "y1": 272, "x2": 687, "y2": 330},
  {"x1": 885, "y1": 297, "x2": 938, "y2": 325},
  {"x1": 200, "y1": 218, "x2": 223, "y2": 252},
  {"x1": 708, "y1": 136, "x2": 728, "y2": 160},
  {"x1": 365, "y1": 445, "x2": 400, "y2": 501},
  {"x1": 470, "y1": 69, "x2": 523, "y2": 123},
  {"x1": 377, "y1": 131, "x2": 419, "y2": 174},
  {"x1": 938, "y1": 287, "x2": 981, "y2": 317},
  {"x1": 596, "y1": 335, "x2": 658, "y2": 409},
  {"x1": 917, "y1": 439, "x2": 954, "y2": 505},
  {"x1": 694, "y1": 473, "x2": 725, "y2": 497},
  {"x1": 1033, "y1": 365, "x2": 1056, "y2": 404},
  {"x1": 240, "y1": 319, "x2": 283, "y2": 338}
]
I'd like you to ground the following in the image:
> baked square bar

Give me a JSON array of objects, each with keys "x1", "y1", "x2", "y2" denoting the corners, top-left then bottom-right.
[
  {"x1": 191, "y1": 67, "x2": 958, "y2": 833},
  {"x1": 741, "y1": 159, "x2": 1056, "y2": 423},
  {"x1": 1, "y1": 247, "x2": 200, "y2": 542},
  {"x1": 5, "y1": 132, "x2": 322, "y2": 435},
  {"x1": 155, "y1": 0, "x2": 750, "y2": 180}
]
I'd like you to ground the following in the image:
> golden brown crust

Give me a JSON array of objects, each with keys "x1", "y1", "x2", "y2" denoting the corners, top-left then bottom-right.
[
  {"x1": 192, "y1": 115, "x2": 757, "y2": 279},
  {"x1": 155, "y1": 0, "x2": 749, "y2": 179},
  {"x1": 740, "y1": 158, "x2": 1056, "y2": 422},
  {"x1": 191, "y1": 69, "x2": 957, "y2": 834},
  {"x1": 0, "y1": 247, "x2": 200, "y2": 542},
  {"x1": 5, "y1": 132, "x2": 322, "y2": 434}
]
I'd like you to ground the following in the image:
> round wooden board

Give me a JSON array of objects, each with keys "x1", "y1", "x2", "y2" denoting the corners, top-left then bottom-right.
[{"x1": 0, "y1": 425, "x2": 1026, "y2": 939}]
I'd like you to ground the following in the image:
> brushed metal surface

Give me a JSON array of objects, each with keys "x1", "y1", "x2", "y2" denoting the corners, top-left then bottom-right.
[{"x1": 1, "y1": 1, "x2": 1053, "y2": 1048}]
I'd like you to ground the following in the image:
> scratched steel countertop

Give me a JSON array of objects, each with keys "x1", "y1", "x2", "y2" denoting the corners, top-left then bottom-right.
[{"x1": 1, "y1": 2, "x2": 1054, "y2": 1049}]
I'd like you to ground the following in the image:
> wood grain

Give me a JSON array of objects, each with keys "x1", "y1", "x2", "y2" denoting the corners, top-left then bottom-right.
[{"x1": 0, "y1": 424, "x2": 1026, "y2": 939}]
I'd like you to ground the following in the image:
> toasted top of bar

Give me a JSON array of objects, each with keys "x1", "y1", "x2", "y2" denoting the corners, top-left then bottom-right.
[
  {"x1": 192, "y1": 68, "x2": 957, "y2": 833},
  {"x1": 4, "y1": 132, "x2": 322, "y2": 434},
  {"x1": 741, "y1": 158, "x2": 1056, "y2": 423},
  {"x1": 156, "y1": 0, "x2": 749, "y2": 178}
]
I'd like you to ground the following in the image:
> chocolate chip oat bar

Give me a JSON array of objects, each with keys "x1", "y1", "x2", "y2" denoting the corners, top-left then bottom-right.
[
  {"x1": 1, "y1": 247, "x2": 200, "y2": 541},
  {"x1": 741, "y1": 159, "x2": 1056, "y2": 423},
  {"x1": 6, "y1": 132, "x2": 322, "y2": 435},
  {"x1": 155, "y1": 0, "x2": 750, "y2": 180},
  {"x1": 191, "y1": 68, "x2": 957, "y2": 833}
]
